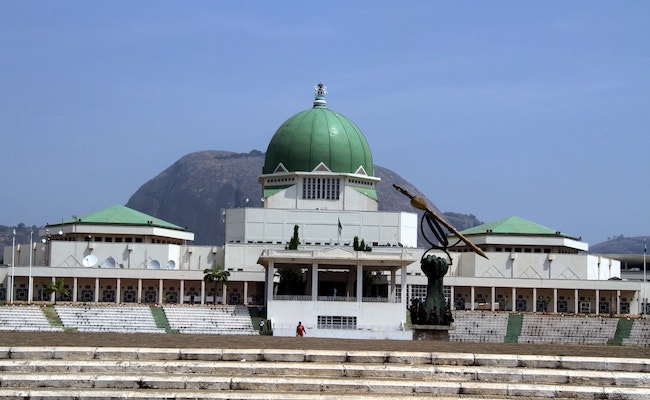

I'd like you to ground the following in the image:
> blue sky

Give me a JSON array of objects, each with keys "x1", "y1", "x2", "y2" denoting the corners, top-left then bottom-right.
[{"x1": 1, "y1": 1, "x2": 648, "y2": 245}]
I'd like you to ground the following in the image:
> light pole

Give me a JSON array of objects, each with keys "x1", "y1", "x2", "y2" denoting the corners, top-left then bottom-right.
[
  {"x1": 28, "y1": 229, "x2": 33, "y2": 304},
  {"x1": 10, "y1": 228, "x2": 15, "y2": 304},
  {"x1": 641, "y1": 238, "x2": 648, "y2": 318}
]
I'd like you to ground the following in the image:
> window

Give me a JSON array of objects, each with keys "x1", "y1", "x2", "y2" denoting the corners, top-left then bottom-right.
[
  {"x1": 409, "y1": 285, "x2": 427, "y2": 302},
  {"x1": 317, "y1": 316, "x2": 357, "y2": 330},
  {"x1": 302, "y1": 178, "x2": 340, "y2": 200}
]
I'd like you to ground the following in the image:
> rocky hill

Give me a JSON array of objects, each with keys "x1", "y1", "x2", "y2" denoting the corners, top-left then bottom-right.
[
  {"x1": 126, "y1": 150, "x2": 483, "y2": 245},
  {"x1": 589, "y1": 235, "x2": 649, "y2": 255}
]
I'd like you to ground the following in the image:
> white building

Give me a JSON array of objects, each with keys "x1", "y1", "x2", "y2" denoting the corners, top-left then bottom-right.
[{"x1": 2, "y1": 84, "x2": 645, "y2": 339}]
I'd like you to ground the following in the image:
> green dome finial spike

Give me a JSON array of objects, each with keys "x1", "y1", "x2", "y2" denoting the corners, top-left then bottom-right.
[{"x1": 313, "y1": 82, "x2": 327, "y2": 108}]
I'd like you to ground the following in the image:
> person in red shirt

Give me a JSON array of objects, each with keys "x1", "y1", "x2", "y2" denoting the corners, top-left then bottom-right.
[{"x1": 296, "y1": 321, "x2": 306, "y2": 337}]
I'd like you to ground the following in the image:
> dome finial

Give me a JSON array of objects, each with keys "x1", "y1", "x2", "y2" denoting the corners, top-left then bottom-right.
[{"x1": 313, "y1": 82, "x2": 327, "y2": 108}]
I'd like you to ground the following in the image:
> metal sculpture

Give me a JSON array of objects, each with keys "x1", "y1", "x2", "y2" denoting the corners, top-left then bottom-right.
[{"x1": 394, "y1": 184, "x2": 488, "y2": 325}]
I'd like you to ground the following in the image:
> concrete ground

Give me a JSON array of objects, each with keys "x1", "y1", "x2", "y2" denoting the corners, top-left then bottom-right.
[{"x1": 1, "y1": 331, "x2": 649, "y2": 359}]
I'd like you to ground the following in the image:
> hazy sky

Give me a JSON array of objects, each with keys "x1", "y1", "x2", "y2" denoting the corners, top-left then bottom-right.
[{"x1": 1, "y1": 1, "x2": 648, "y2": 245}]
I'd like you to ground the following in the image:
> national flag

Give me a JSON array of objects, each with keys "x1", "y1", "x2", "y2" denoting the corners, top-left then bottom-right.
[{"x1": 338, "y1": 218, "x2": 342, "y2": 236}]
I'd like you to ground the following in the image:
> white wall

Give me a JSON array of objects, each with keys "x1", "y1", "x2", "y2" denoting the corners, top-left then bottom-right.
[
  {"x1": 44, "y1": 242, "x2": 224, "y2": 271},
  {"x1": 268, "y1": 299, "x2": 407, "y2": 338},
  {"x1": 461, "y1": 252, "x2": 620, "y2": 281},
  {"x1": 225, "y1": 208, "x2": 417, "y2": 247}
]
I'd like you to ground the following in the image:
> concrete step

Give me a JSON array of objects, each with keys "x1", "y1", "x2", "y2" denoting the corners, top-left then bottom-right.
[
  {"x1": 2, "y1": 347, "x2": 649, "y2": 373},
  {"x1": 0, "y1": 371, "x2": 650, "y2": 399},
  {"x1": 0, "y1": 359, "x2": 648, "y2": 387},
  {"x1": 0, "y1": 388, "x2": 565, "y2": 400},
  {"x1": 0, "y1": 347, "x2": 648, "y2": 399},
  {"x1": 0, "y1": 382, "x2": 648, "y2": 400}
]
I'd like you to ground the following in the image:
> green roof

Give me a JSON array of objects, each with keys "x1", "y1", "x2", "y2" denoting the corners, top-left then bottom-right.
[
  {"x1": 57, "y1": 205, "x2": 186, "y2": 231},
  {"x1": 263, "y1": 93, "x2": 374, "y2": 176},
  {"x1": 460, "y1": 216, "x2": 577, "y2": 239},
  {"x1": 351, "y1": 186, "x2": 378, "y2": 201}
]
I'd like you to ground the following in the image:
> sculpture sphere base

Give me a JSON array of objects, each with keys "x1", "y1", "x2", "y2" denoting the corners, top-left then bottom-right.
[{"x1": 411, "y1": 324, "x2": 453, "y2": 341}]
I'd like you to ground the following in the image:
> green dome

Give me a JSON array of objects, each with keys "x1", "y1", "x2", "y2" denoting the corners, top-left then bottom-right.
[{"x1": 263, "y1": 87, "x2": 374, "y2": 176}]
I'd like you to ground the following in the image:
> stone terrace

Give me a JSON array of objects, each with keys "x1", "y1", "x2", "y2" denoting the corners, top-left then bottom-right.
[{"x1": 0, "y1": 346, "x2": 648, "y2": 399}]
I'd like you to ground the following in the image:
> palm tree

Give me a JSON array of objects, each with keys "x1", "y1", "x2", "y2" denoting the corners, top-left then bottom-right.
[
  {"x1": 46, "y1": 279, "x2": 68, "y2": 304},
  {"x1": 203, "y1": 266, "x2": 230, "y2": 304}
]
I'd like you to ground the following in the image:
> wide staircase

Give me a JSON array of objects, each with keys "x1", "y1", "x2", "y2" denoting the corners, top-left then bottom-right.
[
  {"x1": 54, "y1": 305, "x2": 166, "y2": 334},
  {"x1": 518, "y1": 314, "x2": 619, "y2": 345},
  {"x1": 163, "y1": 305, "x2": 257, "y2": 335},
  {"x1": 0, "y1": 305, "x2": 63, "y2": 332},
  {"x1": 623, "y1": 319, "x2": 650, "y2": 346},
  {"x1": 449, "y1": 311, "x2": 509, "y2": 342},
  {"x1": 0, "y1": 346, "x2": 647, "y2": 399}
]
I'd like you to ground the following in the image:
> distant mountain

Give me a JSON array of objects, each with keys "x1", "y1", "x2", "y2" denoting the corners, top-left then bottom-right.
[
  {"x1": 589, "y1": 235, "x2": 649, "y2": 255},
  {"x1": 126, "y1": 150, "x2": 483, "y2": 246}
]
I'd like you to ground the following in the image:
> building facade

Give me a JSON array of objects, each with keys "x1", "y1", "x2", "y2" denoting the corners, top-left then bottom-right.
[{"x1": 2, "y1": 84, "x2": 645, "y2": 339}]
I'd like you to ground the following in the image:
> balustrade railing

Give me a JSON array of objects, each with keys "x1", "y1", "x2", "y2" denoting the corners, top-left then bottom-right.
[
  {"x1": 273, "y1": 295, "x2": 312, "y2": 301},
  {"x1": 272, "y1": 295, "x2": 392, "y2": 303}
]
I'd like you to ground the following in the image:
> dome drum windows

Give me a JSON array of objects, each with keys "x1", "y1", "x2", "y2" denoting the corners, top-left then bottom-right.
[
  {"x1": 266, "y1": 177, "x2": 295, "y2": 185},
  {"x1": 303, "y1": 177, "x2": 340, "y2": 200},
  {"x1": 347, "y1": 178, "x2": 374, "y2": 187}
]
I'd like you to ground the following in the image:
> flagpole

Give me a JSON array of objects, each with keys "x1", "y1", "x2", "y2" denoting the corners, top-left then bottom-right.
[
  {"x1": 28, "y1": 229, "x2": 33, "y2": 304},
  {"x1": 10, "y1": 228, "x2": 15, "y2": 304},
  {"x1": 641, "y1": 238, "x2": 648, "y2": 318},
  {"x1": 337, "y1": 218, "x2": 342, "y2": 244}
]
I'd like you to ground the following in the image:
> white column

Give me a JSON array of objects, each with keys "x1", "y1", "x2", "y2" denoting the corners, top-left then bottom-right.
[
  {"x1": 400, "y1": 266, "x2": 407, "y2": 307},
  {"x1": 311, "y1": 262, "x2": 318, "y2": 301},
  {"x1": 553, "y1": 288, "x2": 558, "y2": 313},
  {"x1": 116, "y1": 278, "x2": 121, "y2": 304},
  {"x1": 51, "y1": 277, "x2": 56, "y2": 303},
  {"x1": 450, "y1": 285, "x2": 455, "y2": 311},
  {"x1": 595, "y1": 289, "x2": 600, "y2": 315},
  {"x1": 616, "y1": 290, "x2": 621, "y2": 315},
  {"x1": 243, "y1": 281, "x2": 249, "y2": 305},
  {"x1": 180, "y1": 280, "x2": 185, "y2": 304},
  {"x1": 574, "y1": 289, "x2": 579, "y2": 314},
  {"x1": 532, "y1": 288, "x2": 537, "y2": 312},
  {"x1": 390, "y1": 269, "x2": 396, "y2": 303},
  {"x1": 137, "y1": 279, "x2": 143, "y2": 304},
  {"x1": 73, "y1": 277, "x2": 78, "y2": 303},
  {"x1": 222, "y1": 283, "x2": 228, "y2": 305},
  {"x1": 356, "y1": 264, "x2": 363, "y2": 304},
  {"x1": 200, "y1": 280, "x2": 206, "y2": 305},
  {"x1": 266, "y1": 263, "x2": 274, "y2": 305},
  {"x1": 470, "y1": 286, "x2": 475, "y2": 311},
  {"x1": 512, "y1": 287, "x2": 516, "y2": 312},
  {"x1": 491, "y1": 286, "x2": 496, "y2": 311},
  {"x1": 159, "y1": 279, "x2": 164, "y2": 304},
  {"x1": 94, "y1": 278, "x2": 100, "y2": 303}
]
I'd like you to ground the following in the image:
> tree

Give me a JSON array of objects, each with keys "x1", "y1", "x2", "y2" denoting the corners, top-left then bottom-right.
[
  {"x1": 278, "y1": 225, "x2": 304, "y2": 295},
  {"x1": 46, "y1": 279, "x2": 68, "y2": 304},
  {"x1": 203, "y1": 266, "x2": 230, "y2": 304},
  {"x1": 353, "y1": 236, "x2": 371, "y2": 252},
  {"x1": 286, "y1": 225, "x2": 300, "y2": 250}
]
